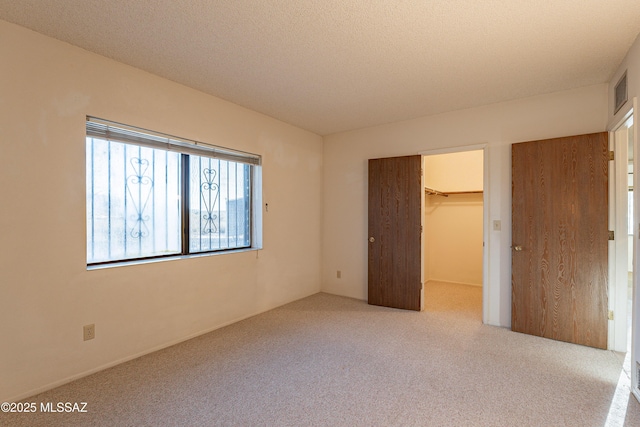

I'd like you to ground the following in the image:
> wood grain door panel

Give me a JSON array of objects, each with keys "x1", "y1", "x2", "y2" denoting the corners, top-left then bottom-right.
[
  {"x1": 512, "y1": 132, "x2": 609, "y2": 349},
  {"x1": 368, "y1": 155, "x2": 422, "y2": 311}
]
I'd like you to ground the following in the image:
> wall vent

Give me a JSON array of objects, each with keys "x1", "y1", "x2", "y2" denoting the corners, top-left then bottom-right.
[{"x1": 614, "y1": 71, "x2": 628, "y2": 114}]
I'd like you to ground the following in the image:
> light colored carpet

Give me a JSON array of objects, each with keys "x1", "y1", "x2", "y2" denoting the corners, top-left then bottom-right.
[{"x1": 3, "y1": 281, "x2": 640, "y2": 426}]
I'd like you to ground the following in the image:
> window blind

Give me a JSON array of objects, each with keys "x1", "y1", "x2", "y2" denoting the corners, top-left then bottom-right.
[{"x1": 86, "y1": 116, "x2": 261, "y2": 166}]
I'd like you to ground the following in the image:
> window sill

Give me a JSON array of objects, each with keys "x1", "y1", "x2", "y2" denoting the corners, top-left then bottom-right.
[{"x1": 86, "y1": 247, "x2": 262, "y2": 271}]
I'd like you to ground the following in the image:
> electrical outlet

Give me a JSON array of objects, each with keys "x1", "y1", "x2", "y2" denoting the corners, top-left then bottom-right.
[{"x1": 83, "y1": 324, "x2": 95, "y2": 341}]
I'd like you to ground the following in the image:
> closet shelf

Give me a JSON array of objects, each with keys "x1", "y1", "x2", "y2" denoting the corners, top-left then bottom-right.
[{"x1": 425, "y1": 187, "x2": 483, "y2": 197}]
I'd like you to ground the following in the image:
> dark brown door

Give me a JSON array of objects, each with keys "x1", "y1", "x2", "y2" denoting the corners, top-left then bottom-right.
[
  {"x1": 511, "y1": 132, "x2": 609, "y2": 349},
  {"x1": 368, "y1": 155, "x2": 422, "y2": 311}
]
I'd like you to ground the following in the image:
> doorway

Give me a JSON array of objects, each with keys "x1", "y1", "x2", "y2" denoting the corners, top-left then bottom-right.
[
  {"x1": 367, "y1": 145, "x2": 488, "y2": 318},
  {"x1": 610, "y1": 107, "x2": 637, "y2": 401},
  {"x1": 610, "y1": 112, "x2": 635, "y2": 352},
  {"x1": 422, "y1": 149, "x2": 484, "y2": 320}
]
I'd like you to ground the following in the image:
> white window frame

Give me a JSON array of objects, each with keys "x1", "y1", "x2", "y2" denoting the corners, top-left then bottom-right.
[{"x1": 85, "y1": 116, "x2": 262, "y2": 267}]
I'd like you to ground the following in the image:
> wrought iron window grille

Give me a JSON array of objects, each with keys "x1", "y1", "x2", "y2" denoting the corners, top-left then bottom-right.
[{"x1": 86, "y1": 117, "x2": 259, "y2": 266}]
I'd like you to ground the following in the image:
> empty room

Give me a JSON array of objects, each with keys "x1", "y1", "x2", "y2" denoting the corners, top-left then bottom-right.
[{"x1": 2, "y1": 1, "x2": 640, "y2": 426}]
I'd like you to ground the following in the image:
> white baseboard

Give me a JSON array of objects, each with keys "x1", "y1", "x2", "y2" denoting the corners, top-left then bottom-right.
[
  {"x1": 5, "y1": 292, "x2": 319, "y2": 403},
  {"x1": 426, "y1": 279, "x2": 482, "y2": 287}
]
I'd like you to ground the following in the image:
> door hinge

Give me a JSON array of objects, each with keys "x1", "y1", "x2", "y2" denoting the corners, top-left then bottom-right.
[
  {"x1": 609, "y1": 151, "x2": 615, "y2": 161},
  {"x1": 609, "y1": 230, "x2": 615, "y2": 240},
  {"x1": 608, "y1": 310, "x2": 614, "y2": 320}
]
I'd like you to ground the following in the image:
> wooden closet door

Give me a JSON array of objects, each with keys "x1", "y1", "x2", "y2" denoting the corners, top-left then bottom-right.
[
  {"x1": 368, "y1": 155, "x2": 422, "y2": 311},
  {"x1": 511, "y1": 132, "x2": 609, "y2": 349}
]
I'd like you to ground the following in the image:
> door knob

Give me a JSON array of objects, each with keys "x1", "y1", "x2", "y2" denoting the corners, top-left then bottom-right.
[
  {"x1": 513, "y1": 245, "x2": 523, "y2": 251},
  {"x1": 369, "y1": 237, "x2": 375, "y2": 243}
]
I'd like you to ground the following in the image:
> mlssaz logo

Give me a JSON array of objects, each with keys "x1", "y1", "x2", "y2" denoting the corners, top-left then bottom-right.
[{"x1": 40, "y1": 402, "x2": 88, "y2": 413}]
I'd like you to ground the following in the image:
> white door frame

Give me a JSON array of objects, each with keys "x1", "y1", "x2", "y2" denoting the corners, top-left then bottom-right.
[
  {"x1": 609, "y1": 112, "x2": 632, "y2": 352},
  {"x1": 608, "y1": 98, "x2": 638, "y2": 403},
  {"x1": 629, "y1": 98, "x2": 639, "y2": 401}
]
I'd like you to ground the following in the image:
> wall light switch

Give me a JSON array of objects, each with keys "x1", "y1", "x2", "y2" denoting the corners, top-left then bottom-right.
[{"x1": 493, "y1": 220, "x2": 501, "y2": 231}]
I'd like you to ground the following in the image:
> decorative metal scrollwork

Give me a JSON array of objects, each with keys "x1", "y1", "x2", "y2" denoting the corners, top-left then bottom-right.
[
  {"x1": 126, "y1": 157, "x2": 153, "y2": 238},
  {"x1": 200, "y1": 168, "x2": 220, "y2": 234}
]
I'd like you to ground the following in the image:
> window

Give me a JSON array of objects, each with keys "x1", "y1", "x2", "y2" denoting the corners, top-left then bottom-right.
[{"x1": 86, "y1": 117, "x2": 261, "y2": 265}]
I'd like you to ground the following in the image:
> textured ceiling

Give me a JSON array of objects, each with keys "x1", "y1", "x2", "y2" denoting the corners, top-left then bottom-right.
[{"x1": 2, "y1": 1, "x2": 640, "y2": 135}]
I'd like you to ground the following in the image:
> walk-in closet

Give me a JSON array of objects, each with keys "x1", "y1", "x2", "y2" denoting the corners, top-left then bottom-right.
[{"x1": 423, "y1": 150, "x2": 484, "y2": 317}]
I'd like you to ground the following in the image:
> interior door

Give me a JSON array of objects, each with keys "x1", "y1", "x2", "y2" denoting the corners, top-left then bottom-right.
[
  {"x1": 368, "y1": 155, "x2": 423, "y2": 311},
  {"x1": 511, "y1": 132, "x2": 609, "y2": 349}
]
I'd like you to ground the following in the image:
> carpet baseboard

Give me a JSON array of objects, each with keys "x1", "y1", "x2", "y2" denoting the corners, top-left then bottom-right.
[{"x1": 6, "y1": 292, "x2": 320, "y2": 403}]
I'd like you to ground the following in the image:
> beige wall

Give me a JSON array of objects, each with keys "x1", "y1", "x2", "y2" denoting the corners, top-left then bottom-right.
[
  {"x1": 425, "y1": 194, "x2": 483, "y2": 286},
  {"x1": 424, "y1": 151, "x2": 483, "y2": 286},
  {"x1": 424, "y1": 150, "x2": 483, "y2": 192},
  {"x1": 322, "y1": 84, "x2": 608, "y2": 326},
  {"x1": 0, "y1": 21, "x2": 323, "y2": 401}
]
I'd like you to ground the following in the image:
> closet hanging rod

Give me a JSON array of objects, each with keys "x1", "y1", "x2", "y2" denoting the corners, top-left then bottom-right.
[
  {"x1": 425, "y1": 188, "x2": 483, "y2": 197},
  {"x1": 445, "y1": 190, "x2": 483, "y2": 195},
  {"x1": 424, "y1": 187, "x2": 448, "y2": 197}
]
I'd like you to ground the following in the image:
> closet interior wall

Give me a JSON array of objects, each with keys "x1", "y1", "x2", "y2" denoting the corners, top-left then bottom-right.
[{"x1": 423, "y1": 151, "x2": 484, "y2": 287}]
